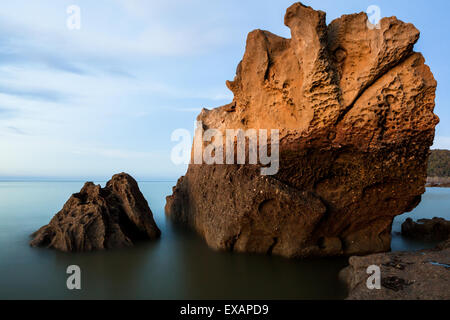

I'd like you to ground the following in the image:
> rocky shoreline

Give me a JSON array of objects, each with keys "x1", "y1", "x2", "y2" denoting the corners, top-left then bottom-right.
[
  {"x1": 340, "y1": 218, "x2": 450, "y2": 300},
  {"x1": 426, "y1": 176, "x2": 450, "y2": 187},
  {"x1": 340, "y1": 240, "x2": 449, "y2": 300},
  {"x1": 427, "y1": 185, "x2": 450, "y2": 188}
]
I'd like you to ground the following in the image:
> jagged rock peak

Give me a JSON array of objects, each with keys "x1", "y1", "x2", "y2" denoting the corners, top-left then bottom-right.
[{"x1": 30, "y1": 173, "x2": 161, "y2": 252}]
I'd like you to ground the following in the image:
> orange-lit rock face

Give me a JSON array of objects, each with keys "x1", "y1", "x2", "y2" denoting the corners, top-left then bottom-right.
[{"x1": 166, "y1": 2, "x2": 439, "y2": 258}]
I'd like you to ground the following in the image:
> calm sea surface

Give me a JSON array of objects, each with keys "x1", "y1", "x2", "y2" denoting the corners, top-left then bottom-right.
[{"x1": 0, "y1": 182, "x2": 448, "y2": 300}]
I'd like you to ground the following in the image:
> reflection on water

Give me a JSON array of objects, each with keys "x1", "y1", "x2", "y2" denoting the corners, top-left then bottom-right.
[{"x1": 0, "y1": 182, "x2": 448, "y2": 299}]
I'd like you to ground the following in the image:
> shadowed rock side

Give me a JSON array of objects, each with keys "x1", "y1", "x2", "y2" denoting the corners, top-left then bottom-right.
[
  {"x1": 30, "y1": 173, "x2": 161, "y2": 252},
  {"x1": 165, "y1": 3, "x2": 439, "y2": 258},
  {"x1": 339, "y1": 241, "x2": 450, "y2": 300}
]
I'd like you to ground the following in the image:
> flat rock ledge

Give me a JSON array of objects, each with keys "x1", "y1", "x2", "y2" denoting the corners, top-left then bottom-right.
[
  {"x1": 339, "y1": 241, "x2": 450, "y2": 300},
  {"x1": 30, "y1": 173, "x2": 161, "y2": 252}
]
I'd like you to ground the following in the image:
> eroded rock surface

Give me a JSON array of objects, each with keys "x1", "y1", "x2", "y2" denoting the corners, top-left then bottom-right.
[
  {"x1": 30, "y1": 173, "x2": 160, "y2": 252},
  {"x1": 339, "y1": 241, "x2": 450, "y2": 300},
  {"x1": 166, "y1": 3, "x2": 438, "y2": 258}
]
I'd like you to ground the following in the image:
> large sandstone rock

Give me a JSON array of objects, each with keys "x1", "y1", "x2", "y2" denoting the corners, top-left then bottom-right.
[
  {"x1": 30, "y1": 173, "x2": 161, "y2": 252},
  {"x1": 339, "y1": 241, "x2": 450, "y2": 300},
  {"x1": 166, "y1": 3, "x2": 438, "y2": 258}
]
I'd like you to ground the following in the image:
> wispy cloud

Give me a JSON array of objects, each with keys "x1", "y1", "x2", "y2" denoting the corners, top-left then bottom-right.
[
  {"x1": 5, "y1": 126, "x2": 27, "y2": 135},
  {"x1": 0, "y1": 85, "x2": 67, "y2": 102}
]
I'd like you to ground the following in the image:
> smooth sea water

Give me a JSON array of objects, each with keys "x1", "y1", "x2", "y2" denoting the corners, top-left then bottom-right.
[{"x1": 0, "y1": 182, "x2": 448, "y2": 300}]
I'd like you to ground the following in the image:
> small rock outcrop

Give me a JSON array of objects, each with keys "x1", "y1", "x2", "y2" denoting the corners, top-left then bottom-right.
[
  {"x1": 402, "y1": 217, "x2": 450, "y2": 242},
  {"x1": 30, "y1": 173, "x2": 161, "y2": 252},
  {"x1": 165, "y1": 3, "x2": 438, "y2": 258},
  {"x1": 339, "y1": 241, "x2": 450, "y2": 300}
]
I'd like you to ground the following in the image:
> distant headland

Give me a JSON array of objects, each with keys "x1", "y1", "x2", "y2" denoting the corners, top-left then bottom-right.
[{"x1": 427, "y1": 149, "x2": 450, "y2": 187}]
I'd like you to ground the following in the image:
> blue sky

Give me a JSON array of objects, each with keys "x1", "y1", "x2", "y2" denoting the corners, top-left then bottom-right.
[{"x1": 0, "y1": 0, "x2": 448, "y2": 180}]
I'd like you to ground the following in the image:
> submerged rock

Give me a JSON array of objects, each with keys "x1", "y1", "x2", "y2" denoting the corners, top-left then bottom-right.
[
  {"x1": 339, "y1": 241, "x2": 450, "y2": 300},
  {"x1": 165, "y1": 2, "x2": 438, "y2": 258},
  {"x1": 30, "y1": 173, "x2": 161, "y2": 252},
  {"x1": 402, "y1": 217, "x2": 450, "y2": 242}
]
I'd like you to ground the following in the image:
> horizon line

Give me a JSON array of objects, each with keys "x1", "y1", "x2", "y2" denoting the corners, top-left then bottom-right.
[{"x1": 0, "y1": 178, "x2": 178, "y2": 183}]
